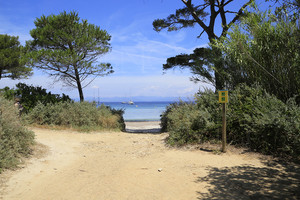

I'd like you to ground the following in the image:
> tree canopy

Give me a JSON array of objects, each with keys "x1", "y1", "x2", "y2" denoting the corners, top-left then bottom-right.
[
  {"x1": 154, "y1": 0, "x2": 254, "y2": 41},
  {"x1": 153, "y1": 0, "x2": 254, "y2": 90},
  {"x1": 0, "y1": 34, "x2": 32, "y2": 80},
  {"x1": 27, "y1": 11, "x2": 113, "y2": 102},
  {"x1": 215, "y1": 6, "x2": 300, "y2": 102}
]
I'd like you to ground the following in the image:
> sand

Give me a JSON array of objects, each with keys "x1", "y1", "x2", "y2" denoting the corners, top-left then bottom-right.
[{"x1": 0, "y1": 121, "x2": 299, "y2": 200}]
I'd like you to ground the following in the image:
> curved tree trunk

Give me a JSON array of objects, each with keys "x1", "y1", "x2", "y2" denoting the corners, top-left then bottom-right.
[
  {"x1": 77, "y1": 81, "x2": 84, "y2": 102},
  {"x1": 74, "y1": 66, "x2": 84, "y2": 102}
]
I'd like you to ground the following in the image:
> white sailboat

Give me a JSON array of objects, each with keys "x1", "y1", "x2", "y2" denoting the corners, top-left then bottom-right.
[{"x1": 121, "y1": 100, "x2": 134, "y2": 105}]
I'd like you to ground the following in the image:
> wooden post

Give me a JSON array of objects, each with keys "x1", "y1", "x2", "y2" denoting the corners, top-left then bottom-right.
[
  {"x1": 219, "y1": 90, "x2": 228, "y2": 153},
  {"x1": 222, "y1": 103, "x2": 227, "y2": 152}
]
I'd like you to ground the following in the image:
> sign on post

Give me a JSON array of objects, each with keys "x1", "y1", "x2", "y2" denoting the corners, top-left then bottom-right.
[{"x1": 218, "y1": 90, "x2": 228, "y2": 103}]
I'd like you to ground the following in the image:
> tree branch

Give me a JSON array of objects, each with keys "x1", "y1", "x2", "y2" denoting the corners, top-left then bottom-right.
[
  {"x1": 223, "y1": 0, "x2": 234, "y2": 7},
  {"x1": 219, "y1": 0, "x2": 227, "y2": 31},
  {"x1": 208, "y1": 0, "x2": 218, "y2": 40},
  {"x1": 181, "y1": 0, "x2": 216, "y2": 40},
  {"x1": 221, "y1": 0, "x2": 254, "y2": 38},
  {"x1": 197, "y1": 30, "x2": 205, "y2": 38}
]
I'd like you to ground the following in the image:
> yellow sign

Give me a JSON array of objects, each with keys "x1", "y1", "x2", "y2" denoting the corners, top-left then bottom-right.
[{"x1": 219, "y1": 90, "x2": 228, "y2": 103}]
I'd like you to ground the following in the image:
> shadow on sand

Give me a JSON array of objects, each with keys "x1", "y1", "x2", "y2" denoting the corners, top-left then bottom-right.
[{"x1": 196, "y1": 158, "x2": 300, "y2": 200}]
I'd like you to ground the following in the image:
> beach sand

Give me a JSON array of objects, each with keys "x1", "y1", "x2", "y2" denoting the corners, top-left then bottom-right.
[
  {"x1": 125, "y1": 121, "x2": 161, "y2": 133},
  {"x1": 0, "y1": 122, "x2": 299, "y2": 200}
]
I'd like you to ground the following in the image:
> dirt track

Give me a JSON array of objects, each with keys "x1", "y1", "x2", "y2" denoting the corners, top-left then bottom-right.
[{"x1": 1, "y1": 122, "x2": 300, "y2": 200}]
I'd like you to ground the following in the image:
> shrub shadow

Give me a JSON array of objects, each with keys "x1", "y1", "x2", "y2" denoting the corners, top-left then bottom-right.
[{"x1": 196, "y1": 161, "x2": 300, "y2": 200}]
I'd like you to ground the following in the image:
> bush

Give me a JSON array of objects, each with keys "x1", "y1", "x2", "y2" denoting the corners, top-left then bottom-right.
[
  {"x1": 0, "y1": 83, "x2": 71, "y2": 113},
  {"x1": 161, "y1": 102, "x2": 185, "y2": 133},
  {"x1": 25, "y1": 101, "x2": 125, "y2": 132},
  {"x1": 161, "y1": 100, "x2": 218, "y2": 146},
  {"x1": 0, "y1": 97, "x2": 35, "y2": 172},
  {"x1": 161, "y1": 84, "x2": 300, "y2": 161},
  {"x1": 228, "y1": 84, "x2": 300, "y2": 159}
]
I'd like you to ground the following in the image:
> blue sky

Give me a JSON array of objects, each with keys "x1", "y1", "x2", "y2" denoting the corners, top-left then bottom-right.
[{"x1": 0, "y1": 0, "x2": 267, "y2": 101}]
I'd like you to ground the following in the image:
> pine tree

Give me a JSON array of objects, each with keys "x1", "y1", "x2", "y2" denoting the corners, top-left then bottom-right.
[
  {"x1": 0, "y1": 34, "x2": 32, "y2": 80},
  {"x1": 27, "y1": 11, "x2": 113, "y2": 102}
]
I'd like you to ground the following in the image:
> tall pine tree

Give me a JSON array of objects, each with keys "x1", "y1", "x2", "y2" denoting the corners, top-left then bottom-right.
[{"x1": 27, "y1": 11, "x2": 113, "y2": 102}]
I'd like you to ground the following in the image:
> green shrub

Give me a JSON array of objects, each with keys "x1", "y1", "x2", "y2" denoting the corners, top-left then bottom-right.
[
  {"x1": 25, "y1": 101, "x2": 125, "y2": 132},
  {"x1": 161, "y1": 84, "x2": 300, "y2": 161},
  {"x1": 161, "y1": 101, "x2": 186, "y2": 133},
  {"x1": 228, "y1": 84, "x2": 300, "y2": 159},
  {"x1": 161, "y1": 101, "x2": 217, "y2": 146},
  {"x1": 0, "y1": 97, "x2": 35, "y2": 172},
  {"x1": 226, "y1": 84, "x2": 269, "y2": 145},
  {"x1": 0, "y1": 83, "x2": 71, "y2": 113}
]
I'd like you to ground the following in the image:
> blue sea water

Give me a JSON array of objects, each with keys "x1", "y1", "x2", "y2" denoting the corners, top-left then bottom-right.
[{"x1": 102, "y1": 101, "x2": 173, "y2": 121}]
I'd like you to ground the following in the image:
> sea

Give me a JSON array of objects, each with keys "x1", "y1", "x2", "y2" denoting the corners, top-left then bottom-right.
[{"x1": 101, "y1": 101, "x2": 173, "y2": 121}]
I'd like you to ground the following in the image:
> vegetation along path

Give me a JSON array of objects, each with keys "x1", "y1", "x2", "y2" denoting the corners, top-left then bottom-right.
[{"x1": 1, "y1": 122, "x2": 300, "y2": 200}]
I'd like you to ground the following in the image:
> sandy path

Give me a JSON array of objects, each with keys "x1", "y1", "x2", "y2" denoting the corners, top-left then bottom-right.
[{"x1": 1, "y1": 122, "x2": 300, "y2": 200}]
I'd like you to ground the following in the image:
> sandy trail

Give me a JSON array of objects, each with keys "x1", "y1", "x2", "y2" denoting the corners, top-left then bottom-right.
[{"x1": 1, "y1": 122, "x2": 300, "y2": 200}]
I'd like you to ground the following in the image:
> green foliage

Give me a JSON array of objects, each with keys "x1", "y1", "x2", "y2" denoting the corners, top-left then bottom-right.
[
  {"x1": 153, "y1": 5, "x2": 208, "y2": 32},
  {"x1": 0, "y1": 34, "x2": 32, "y2": 80},
  {"x1": 27, "y1": 11, "x2": 113, "y2": 101},
  {"x1": 153, "y1": 0, "x2": 254, "y2": 90},
  {"x1": 163, "y1": 47, "x2": 216, "y2": 85},
  {"x1": 161, "y1": 100, "x2": 218, "y2": 146},
  {"x1": 0, "y1": 86, "x2": 16, "y2": 101},
  {"x1": 0, "y1": 97, "x2": 35, "y2": 172},
  {"x1": 227, "y1": 84, "x2": 300, "y2": 159},
  {"x1": 161, "y1": 101, "x2": 186, "y2": 133},
  {"x1": 162, "y1": 84, "x2": 300, "y2": 161},
  {"x1": 215, "y1": 7, "x2": 300, "y2": 102},
  {"x1": 266, "y1": 0, "x2": 300, "y2": 21},
  {"x1": 0, "y1": 83, "x2": 71, "y2": 113},
  {"x1": 195, "y1": 89, "x2": 221, "y2": 129},
  {"x1": 25, "y1": 101, "x2": 125, "y2": 132}
]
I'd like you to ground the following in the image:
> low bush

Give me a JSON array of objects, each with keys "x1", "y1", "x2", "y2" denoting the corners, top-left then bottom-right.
[
  {"x1": 161, "y1": 84, "x2": 300, "y2": 161},
  {"x1": 25, "y1": 101, "x2": 125, "y2": 132},
  {"x1": 161, "y1": 101, "x2": 186, "y2": 133},
  {"x1": 0, "y1": 97, "x2": 35, "y2": 172},
  {"x1": 162, "y1": 102, "x2": 216, "y2": 146},
  {"x1": 161, "y1": 93, "x2": 221, "y2": 146},
  {"x1": 0, "y1": 83, "x2": 71, "y2": 113}
]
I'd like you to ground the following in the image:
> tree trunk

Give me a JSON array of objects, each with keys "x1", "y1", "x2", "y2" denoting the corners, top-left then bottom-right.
[
  {"x1": 74, "y1": 66, "x2": 84, "y2": 102},
  {"x1": 77, "y1": 81, "x2": 84, "y2": 102},
  {"x1": 215, "y1": 72, "x2": 224, "y2": 91},
  {"x1": 211, "y1": 44, "x2": 225, "y2": 91},
  {"x1": 214, "y1": 56, "x2": 225, "y2": 90}
]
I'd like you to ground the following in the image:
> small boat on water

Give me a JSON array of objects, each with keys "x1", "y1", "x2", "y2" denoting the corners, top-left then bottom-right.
[{"x1": 121, "y1": 100, "x2": 134, "y2": 105}]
